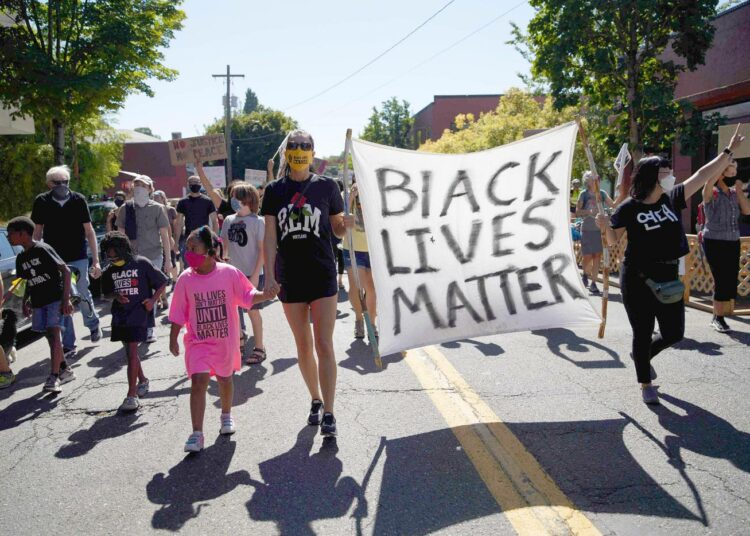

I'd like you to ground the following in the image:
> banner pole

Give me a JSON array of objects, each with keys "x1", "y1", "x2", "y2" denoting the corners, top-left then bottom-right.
[
  {"x1": 576, "y1": 117, "x2": 609, "y2": 339},
  {"x1": 342, "y1": 129, "x2": 382, "y2": 368}
]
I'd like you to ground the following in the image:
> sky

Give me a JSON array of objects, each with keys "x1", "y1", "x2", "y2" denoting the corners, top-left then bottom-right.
[{"x1": 114, "y1": 0, "x2": 536, "y2": 157}]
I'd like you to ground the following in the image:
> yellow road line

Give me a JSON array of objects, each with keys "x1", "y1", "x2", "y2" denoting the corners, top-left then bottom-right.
[{"x1": 404, "y1": 346, "x2": 602, "y2": 536}]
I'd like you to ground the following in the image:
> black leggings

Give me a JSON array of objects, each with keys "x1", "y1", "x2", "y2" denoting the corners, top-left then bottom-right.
[
  {"x1": 620, "y1": 264, "x2": 685, "y2": 384},
  {"x1": 703, "y1": 238, "x2": 740, "y2": 301}
]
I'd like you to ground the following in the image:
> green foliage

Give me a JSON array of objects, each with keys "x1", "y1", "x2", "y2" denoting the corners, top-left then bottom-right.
[
  {"x1": 512, "y1": 0, "x2": 717, "y2": 159},
  {"x1": 0, "y1": 138, "x2": 53, "y2": 221},
  {"x1": 361, "y1": 97, "x2": 414, "y2": 149},
  {"x1": 0, "y1": 0, "x2": 185, "y2": 160},
  {"x1": 243, "y1": 88, "x2": 260, "y2": 114},
  {"x1": 73, "y1": 124, "x2": 123, "y2": 195},
  {"x1": 206, "y1": 108, "x2": 297, "y2": 178},
  {"x1": 134, "y1": 127, "x2": 159, "y2": 139},
  {"x1": 419, "y1": 89, "x2": 616, "y2": 191}
]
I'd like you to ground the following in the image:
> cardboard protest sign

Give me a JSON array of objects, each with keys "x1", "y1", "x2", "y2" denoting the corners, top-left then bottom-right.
[
  {"x1": 169, "y1": 134, "x2": 227, "y2": 166},
  {"x1": 350, "y1": 122, "x2": 600, "y2": 355},
  {"x1": 244, "y1": 169, "x2": 267, "y2": 186},
  {"x1": 203, "y1": 166, "x2": 226, "y2": 189}
]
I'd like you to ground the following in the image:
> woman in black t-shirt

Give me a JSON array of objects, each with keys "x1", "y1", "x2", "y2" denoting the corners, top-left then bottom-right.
[
  {"x1": 261, "y1": 129, "x2": 352, "y2": 437},
  {"x1": 597, "y1": 126, "x2": 745, "y2": 405}
]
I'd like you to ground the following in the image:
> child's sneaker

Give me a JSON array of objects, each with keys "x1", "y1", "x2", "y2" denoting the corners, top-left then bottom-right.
[
  {"x1": 184, "y1": 432, "x2": 204, "y2": 452},
  {"x1": 58, "y1": 368, "x2": 76, "y2": 385},
  {"x1": 0, "y1": 371, "x2": 16, "y2": 390},
  {"x1": 43, "y1": 374, "x2": 62, "y2": 393},
  {"x1": 220, "y1": 414, "x2": 236, "y2": 435},
  {"x1": 119, "y1": 396, "x2": 140, "y2": 412},
  {"x1": 137, "y1": 380, "x2": 150, "y2": 397}
]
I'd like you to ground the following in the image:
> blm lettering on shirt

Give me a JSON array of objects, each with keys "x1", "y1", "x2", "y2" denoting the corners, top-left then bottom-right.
[
  {"x1": 277, "y1": 202, "x2": 322, "y2": 241},
  {"x1": 636, "y1": 205, "x2": 678, "y2": 231},
  {"x1": 22, "y1": 257, "x2": 52, "y2": 287},
  {"x1": 194, "y1": 289, "x2": 229, "y2": 340},
  {"x1": 112, "y1": 268, "x2": 141, "y2": 296}
]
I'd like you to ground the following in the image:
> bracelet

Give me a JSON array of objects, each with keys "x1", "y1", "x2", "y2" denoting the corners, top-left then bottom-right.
[{"x1": 723, "y1": 147, "x2": 733, "y2": 157}]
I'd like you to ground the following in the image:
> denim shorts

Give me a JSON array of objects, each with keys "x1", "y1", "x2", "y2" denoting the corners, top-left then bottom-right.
[
  {"x1": 32, "y1": 301, "x2": 65, "y2": 332},
  {"x1": 342, "y1": 249, "x2": 371, "y2": 270}
]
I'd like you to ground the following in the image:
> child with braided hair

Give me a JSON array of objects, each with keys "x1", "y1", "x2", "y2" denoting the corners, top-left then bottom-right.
[
  {"x1": 169, "y1": 226, "x2": 277, "y2": 452},
  {"x1": 100, "y1": 232, "x2": 168, "y2": 412}
]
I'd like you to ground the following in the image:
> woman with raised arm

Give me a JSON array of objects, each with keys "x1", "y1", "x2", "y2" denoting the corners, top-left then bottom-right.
[
  {"x1": 261, "y1": 130, "x2": 353, "y2": 438},
  {"x1": 596, "y1": 125, "x2": 745, "y2": 405}
]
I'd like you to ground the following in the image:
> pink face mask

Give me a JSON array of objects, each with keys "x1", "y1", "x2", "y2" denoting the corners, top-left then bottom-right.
[{"x1": 185, "y1": 251, "x2": 207, "y2": 269}]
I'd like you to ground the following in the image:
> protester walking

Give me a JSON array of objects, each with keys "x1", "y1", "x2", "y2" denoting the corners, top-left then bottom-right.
[
  {"x1": 100, "y1": 232, "x2": 168, "y2": 412},
  {"x1": 31, "y1": 165, "x2": 102, "y2": 353},
  {"x1": 169, "y1": 226, "x2": 276, "y2": 452},
  {"x1": 176, "y1": 169, "x2": 219, "y2": 269},
  {"x1": 597, "y1": 125, "x2": 745, "y2": 405},
  {"x1": 220, "y1": 183, "x2": 267, "y2": 364},
  {"x1": 262, "y1": 129, "x2": 352, "y2": 437},
  {"x1": 576, "y1": 171, "x2": 614, "y2": 294},
  {"x1": 700, "y1": 158, "x2": 750, "y2": 333},
  {"x1": 106, "y1": 191, "x2": 127, "y2": 233}
]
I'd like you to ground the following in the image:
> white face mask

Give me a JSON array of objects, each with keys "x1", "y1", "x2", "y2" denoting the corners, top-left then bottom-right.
[
  {"x1": 659, "y1": 174, "x2": 676, "y2": 193},
  {"x1": 134, "y1": 186, "x2": 150, "y2": 207}
]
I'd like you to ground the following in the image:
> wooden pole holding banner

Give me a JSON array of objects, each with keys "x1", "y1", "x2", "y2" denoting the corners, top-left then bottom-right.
[
  {"x1": 342, "y1": 129, "x2": 382, "y2": 369},
  {"x1": 575, "y1": 118, "x2": 609, "y2": 338}
]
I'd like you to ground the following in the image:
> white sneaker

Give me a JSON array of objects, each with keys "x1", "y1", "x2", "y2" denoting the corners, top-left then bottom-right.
[
  {"x1": 119, "y1": 396, "x2": 140, "y2": 412},
  {"x1": 220, "y1": 414, "x2": 236, "y2": 435},
  {"x1": 184, "y1": 432, "x2": 204, "y2": 452},
  {"x1": 145, "y1": 328, "x2": 157, "y2": 344},
  {"x1": 58, "y1": 368, "x2": 76, "y2": 385},
  {"x1": 136, "y1": 380, "x2": 150, "y2": 397}
]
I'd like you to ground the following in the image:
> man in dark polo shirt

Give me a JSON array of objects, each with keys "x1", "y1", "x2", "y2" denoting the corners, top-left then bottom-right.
[
  {"x1": 175, "y1": 173, "x2": 218, "y2": 266},
  {"x1": 31, "y1": 165, "x2": 102, "y2": 352}
]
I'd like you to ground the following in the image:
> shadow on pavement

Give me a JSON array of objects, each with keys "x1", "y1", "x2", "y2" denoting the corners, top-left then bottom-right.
[
  {"x1": 55, "y1": 412, "x2": 148, "y2": 458},
  {"x1": 531, "y1": 328, "x2": 624, "y2": 369},
  {"x1": 147, "y1": 438, "x2": 255, "y2": 531},
  {"x1": 673, "y1": 337, "x2": 723, "y2": 356},
  {"x1": 246, "y1": 426, "x2": 363, "y2": 536},
  {"x1": 209, "y1": 362, "x2": 267, "y2": 409},
  {"x1": 339, "y1": 339, "x2": 404, "y2": 375},
  {"x1": 441, "y1": 338, "x2": 504, "y2": 357},
  {"x1": 0, "y1": 390, "x2": 61, "y2": 431}
]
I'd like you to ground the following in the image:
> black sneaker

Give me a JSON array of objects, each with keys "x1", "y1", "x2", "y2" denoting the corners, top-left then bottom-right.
[
  {"x1": 582, "y1": 273, "x2": 589, "y2": 287},
  {"x1": 711, "y1": 317, "x2": 731, "y2": 333},
  {"x1": 588, "y1": 282, "x2": 601, "y2": 295},
  {"x1": 320, "y1": 412, "x2": 337, "y2": 437},
  {"x1": 308, "y1": 399, "x2": 324, "y2": 426}
]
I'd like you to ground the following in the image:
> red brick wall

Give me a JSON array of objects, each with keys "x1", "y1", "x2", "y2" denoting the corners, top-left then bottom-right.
[
  {"x1": 413, "y1": 95, "x2": 503, "y2": 145},
  {"x1": 109, "y1": 142, "x2": 188, "y2": 199}
]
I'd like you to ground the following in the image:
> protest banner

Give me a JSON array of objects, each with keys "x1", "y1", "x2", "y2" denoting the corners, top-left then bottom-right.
[
  {"x1": 203, "y1": 166, "x2": 226, "y2": 189},
  {"x1": 350, "y1": 122, "x2": 600, "y2": 355},
  {"x1": 169, "y1": 134, "x2": 227, "y2": 166},
  {"x1": 244, "y1": 169, "x2": 267, "y2": 186}
]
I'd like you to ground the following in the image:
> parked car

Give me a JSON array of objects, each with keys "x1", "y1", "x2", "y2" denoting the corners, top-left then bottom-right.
[{"x1": 0, "y1": 228, "x2": 31, "y2": 332}]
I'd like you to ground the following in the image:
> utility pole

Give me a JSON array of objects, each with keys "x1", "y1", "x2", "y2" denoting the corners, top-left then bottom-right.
[{"x1": 212, "y1": 65, "x2": 244, "y2": 183}]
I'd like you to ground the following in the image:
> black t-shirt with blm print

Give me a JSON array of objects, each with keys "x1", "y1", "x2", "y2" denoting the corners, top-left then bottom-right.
[
  {"x1": 15, "y1": 241, "x2": 65, "y2": 308},
  {"x1": 101, "y1": 256, "x2": 168, "y2": 329},
  {"x1": 260, "y1": 174, "x2": 344, "y2": 284},
  {"x1": 610, "y1": 184, "x2": 688, "y2": 266}
]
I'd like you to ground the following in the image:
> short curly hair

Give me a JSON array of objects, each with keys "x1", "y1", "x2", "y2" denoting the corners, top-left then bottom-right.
[{"x1": 100, "y1": 231, "x2": 134, "y2": 261}]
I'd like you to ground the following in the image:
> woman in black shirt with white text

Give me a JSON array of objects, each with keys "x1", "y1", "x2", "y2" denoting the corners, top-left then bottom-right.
[{"x1": 597, "y1": 125, "x2": 745, "y2": 405}]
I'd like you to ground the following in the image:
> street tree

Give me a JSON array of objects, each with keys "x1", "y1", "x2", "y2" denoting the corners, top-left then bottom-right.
[
  {"x1": 361, "y1": 97, "x2": 413, "y2": 149},
  {"x1": 243, "y1": 88, "x2": 260, "y2": 114},
  {"x1": 512, "y1": 0, "x2": 717, "y2": 161},
  {"x1": 0, "y1": 0, "x2": 185, "y2": 163}
]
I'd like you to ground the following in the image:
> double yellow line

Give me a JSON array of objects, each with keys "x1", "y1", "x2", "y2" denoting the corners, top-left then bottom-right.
[{"x1": 405, "y1": 346, "x2": 602, "y2": 536}]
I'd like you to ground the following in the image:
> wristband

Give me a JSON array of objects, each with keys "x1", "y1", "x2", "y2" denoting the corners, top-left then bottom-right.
[{"x1": 723, "y1": 147, "x2": 733, "y2": 157}]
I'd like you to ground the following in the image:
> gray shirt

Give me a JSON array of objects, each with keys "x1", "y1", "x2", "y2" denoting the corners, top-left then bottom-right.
[
  {"x1": 220, "y1": 214, "x2": 264, "y2": 276},
  {"x1": 115, "y1": 201, "x2": 169, "y2": 261},
  {"x1": 703, "y1": 188, "x2": 740, "y2": 241}
]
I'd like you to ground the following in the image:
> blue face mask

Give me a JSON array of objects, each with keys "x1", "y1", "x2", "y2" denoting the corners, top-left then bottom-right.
[{"x1": 230, "y1": 197, "x2": 243, "y2": 213}]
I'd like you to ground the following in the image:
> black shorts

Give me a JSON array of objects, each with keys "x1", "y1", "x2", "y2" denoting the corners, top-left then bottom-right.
[
  {"x1": 279, "y1": 275, "x2": 338, "y2": 304},
  {"x1": 111, "y1": 325, "x2": 147, "y2": 343}
]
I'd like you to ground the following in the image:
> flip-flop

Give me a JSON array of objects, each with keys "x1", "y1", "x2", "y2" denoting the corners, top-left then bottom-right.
[{"x1": 244, "y1": 347, "x2": 267, "y2": 365}]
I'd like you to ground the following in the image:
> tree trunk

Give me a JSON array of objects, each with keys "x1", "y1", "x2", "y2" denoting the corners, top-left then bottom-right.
[{"x1": 52, "y1": 118, "x2": 65, "y2": 165}]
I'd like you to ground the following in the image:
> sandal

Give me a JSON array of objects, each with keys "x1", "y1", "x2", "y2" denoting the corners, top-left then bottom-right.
[{"x1": 244, "y1": 347, "x2": 267, "y2": 365}]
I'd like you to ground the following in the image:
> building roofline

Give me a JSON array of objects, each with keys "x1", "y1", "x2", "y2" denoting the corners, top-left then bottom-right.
[
  {"x1": 433, "y1": 94, "x2": 503, "y2": 99},
  {"x1": 716, "y1": 0, "x2": 749, "y2": 18}
]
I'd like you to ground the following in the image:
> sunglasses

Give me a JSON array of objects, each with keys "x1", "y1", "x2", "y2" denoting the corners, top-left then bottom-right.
[
  {"x1": 52, "y1": 180, "x2": 69, "y2": 186},
  {"x1": 287, "y1": 141, "x2": 313, "y2": 151}
]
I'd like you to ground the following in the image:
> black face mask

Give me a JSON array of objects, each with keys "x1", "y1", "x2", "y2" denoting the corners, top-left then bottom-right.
[
  {"x1": 189, "y1": 184, "x2": 202, "y2": 194},
  {"x1": 723, "y1": 177, "x2": 738, "y2": 187},
  {"x1": 114, "y1": 198, "x2": 125, "y2": 207}
]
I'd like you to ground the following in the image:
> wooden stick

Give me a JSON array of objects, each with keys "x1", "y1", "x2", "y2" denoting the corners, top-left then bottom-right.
[
  {"x1": 575, "y1": 118, "x2": 609, "y2": 338},
  {"x1": 341, "y1": 129, "x2": 382, "y2": 369}
]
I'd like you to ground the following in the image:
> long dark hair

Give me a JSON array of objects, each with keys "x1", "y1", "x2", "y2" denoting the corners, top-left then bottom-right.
[
  {"x1": 188, "y1": 226, "x2": 224, "y2": 259},
  {"x1": 630, "y1": 155, "x2": 671, "y2": 201},
  {"x1": 100, "y1": 232, "x2": 134, "y2": 261}
]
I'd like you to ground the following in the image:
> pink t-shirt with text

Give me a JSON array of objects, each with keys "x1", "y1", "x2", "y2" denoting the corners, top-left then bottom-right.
[{"x1": 169, "y1": 262, "x2": 257, "y2": 377}]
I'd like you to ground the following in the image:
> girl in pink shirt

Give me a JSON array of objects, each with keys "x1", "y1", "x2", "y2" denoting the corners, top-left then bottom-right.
[{"x1": 169, "y1": 226, "x2": 276, "y2": 452}]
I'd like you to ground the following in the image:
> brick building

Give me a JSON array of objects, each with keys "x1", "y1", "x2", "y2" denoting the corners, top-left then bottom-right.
[{"x1": 411, "y1": 94, "x2": 502, "y2": 147}]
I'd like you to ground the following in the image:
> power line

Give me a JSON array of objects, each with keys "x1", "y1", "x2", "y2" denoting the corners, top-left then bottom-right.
[
  {"x1": 284, "y1": 0, "x2": 457, "y2": 111},
  {"x1": 318, "y1": 0, "x2": 529, "y2": 118}
]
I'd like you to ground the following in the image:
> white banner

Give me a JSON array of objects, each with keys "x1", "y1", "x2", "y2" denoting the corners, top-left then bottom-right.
[
  {"x1": 244, "y1": 168, "x2": 267, "y2": 186},
  {"x1": 203, "y1": 166, "x2": 226, "y2": 189},
  {"x1": 351, "y1": 122, "x2": 600, "y2": 355}
]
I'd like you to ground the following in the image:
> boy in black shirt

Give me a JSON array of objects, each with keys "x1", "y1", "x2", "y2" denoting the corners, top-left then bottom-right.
[
  {"x1": 7, "y1": 217, "x2": 74, "y2": 394},
  {"x1": 100, "y1": 232, "x2": 168, "y2": 412}
]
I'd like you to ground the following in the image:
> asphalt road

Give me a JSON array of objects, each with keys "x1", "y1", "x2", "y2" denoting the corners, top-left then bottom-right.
[{"x1": 1, "y1": 282, "x2": 749, "y2": 535}]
